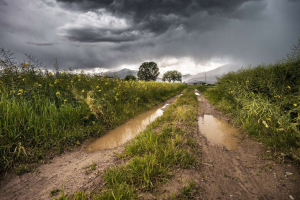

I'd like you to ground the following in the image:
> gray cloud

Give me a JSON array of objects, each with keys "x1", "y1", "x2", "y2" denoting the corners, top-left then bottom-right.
[
  {"x1": 26, "y1": 42, "x2": 54, "y2": 46},
  {"x1": 0, "y1": 0, "x2": 8, "y2": 6},
  {"x1": 0, "y1": 0, "x2": 299, "y2": 74},
  {"x1": 56, "y1": 0, "x2": 264, "y2": 43}
]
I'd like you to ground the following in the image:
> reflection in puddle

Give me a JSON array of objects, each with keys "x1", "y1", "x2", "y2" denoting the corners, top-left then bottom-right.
[
  {"x1": 86, "y1": 104, "x2": 168, "y2": 152},
  {"x1": 198, "y1": 115, "x2": 241, "y2": 150}
]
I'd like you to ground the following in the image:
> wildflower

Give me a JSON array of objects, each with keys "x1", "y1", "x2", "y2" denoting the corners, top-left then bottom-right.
[
  {"x1": 49, "y1": 72, "x2": 53, "y2": 76},
  {"x1": 22, "y1": 78, "x2": 26, "y2": 81},
  {"x1": 262, "y1": 120, "x2": 269, "y2": 128},
  {"x1": 294, "y1": 104, "x2": 297, "y2": 107},
  {"x1": 78, "y1": 79, "x2": 81, "y2": 81},
  {"x1": 82, "y1": 90, "x2": 85, "y2": 92},
  {"x1": 49, "y1": 84, "x2": 53, "y2": 87},
  {"x1": 56, "y1": 91, "x2": 60, "y2": 96},
  {"x1": 62, "y1": 70, "x2": 65, "y2": 74},
  {"x1": 98, "y1": 90, "x2": 101, "y2": 92},
  {"x1": 0, "y1": 60, "x2": 4, "y2": 63},
  {"x1": 287, "y1": 86, "x2": 291, "y2": 90},
  {"x1": 64, "y1": 99, "x2": 67, "y2": 102},
  {"x1": 61, "y1": 105, "x2": 64, "y2": 107},
  {"x1": 54, "y1": 57, "x2": 57, "y2": 59},
  {"x1": 17, "y1": 93, "x2": 22, "y2": 96}
]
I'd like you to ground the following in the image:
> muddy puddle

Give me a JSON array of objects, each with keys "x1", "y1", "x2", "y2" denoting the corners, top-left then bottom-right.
[
  {"x1": 86, "y1": 104, "x2": 169, "y2": 152},
  {"x1": 198, "y1": 115, "x2": 241, "y2": 150}
]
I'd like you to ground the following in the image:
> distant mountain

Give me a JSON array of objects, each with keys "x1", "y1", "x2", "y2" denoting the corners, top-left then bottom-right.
[
  {"x1": 185, "y1": 64, "x2": 242, "y2": 84},
  {"x1": 105, "y1": 68, "x2": 137, "y2": 78}
]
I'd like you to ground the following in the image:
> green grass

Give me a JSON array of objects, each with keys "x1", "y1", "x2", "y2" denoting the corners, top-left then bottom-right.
[
  {"x1": 85, "y1": 87, "x2": 200, "y2": 199},
  {"x1": 0, "y1": 48, "x2": 186, "y2": 172},
  {"x1": 201, "y1": 39, "x2": 300, "y2": 162}
]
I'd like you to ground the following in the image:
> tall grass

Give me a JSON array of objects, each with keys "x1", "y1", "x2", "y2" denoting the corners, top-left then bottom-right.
[
  {"x1": 0, "y1": 49, "x2": 186, "y2": 172},
  {"x1": 203, "y1": 39, "x2": 300, "y2": 161}
]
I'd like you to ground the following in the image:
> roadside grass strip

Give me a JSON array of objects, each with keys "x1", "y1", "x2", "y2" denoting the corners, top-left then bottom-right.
[{"x1": 88, "y1": 88, "x2": 201, "y2": 199}]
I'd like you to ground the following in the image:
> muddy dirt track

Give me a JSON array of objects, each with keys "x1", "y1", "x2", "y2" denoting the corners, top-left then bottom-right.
[
  {"x1": 0, "y1": 95, "x2": 179, "y2": 200},
  {"x1": 1, "y1": 91, "x2": 300, "y2": 199},
  {"x1": 195, "y1": 91, "x2": 300, "y2": 200}
]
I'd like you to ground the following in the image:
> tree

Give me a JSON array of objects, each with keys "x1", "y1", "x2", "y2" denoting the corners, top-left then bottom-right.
[
  {"x1": 137, "y1": 62, "x2": 159, "y2": 81},
  {"x1": 162, "y1": 70, "x2": 182, "y2": 82},
  {"x1": 124, "y1": 74, "x2": 137, "y2": 81}
]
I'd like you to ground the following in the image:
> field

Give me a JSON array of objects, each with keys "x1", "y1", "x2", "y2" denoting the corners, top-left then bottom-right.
[
  {"x1": 199, "y1": 44, "x2": 300, "y2": 161},
  {"x1": 0, "y1": 49, "x2": 186, "y2": 172}
]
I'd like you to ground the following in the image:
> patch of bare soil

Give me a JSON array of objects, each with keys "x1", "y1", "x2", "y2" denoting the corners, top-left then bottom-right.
[
  {"x1": 195, "y1": 91, "x2": 300, "y2": 200},
  {"x1": 0, "y1": 94, "x2": 182, "y2": 200}
]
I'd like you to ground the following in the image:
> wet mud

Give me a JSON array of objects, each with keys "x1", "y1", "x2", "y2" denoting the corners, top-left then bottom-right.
[
  {"x1": 86, "y1": 103, "x2": 169, "y2": 152},
  {"x1": 195, "y1": 90, "x2": 300, "y2": 199},
  {"x1": 198, "y1": 115, "x2": 241, "y2": 150}
]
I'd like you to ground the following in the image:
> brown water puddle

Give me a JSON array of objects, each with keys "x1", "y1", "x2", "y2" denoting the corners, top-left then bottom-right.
[
  {"x1": 86, "y1": 104, "x2": 169, "y2": 152},
  {"x1": 198, "y1": 115, "x2": 241, "y2": 150}
]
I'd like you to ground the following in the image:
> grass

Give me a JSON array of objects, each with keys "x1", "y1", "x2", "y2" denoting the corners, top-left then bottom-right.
[
  {"x1": 90, "y1": 87, "x2": 200, "y2": 199},
  {"x1": 0, "y1": 49, "x2": 186, "y2": 172},
  {"x1": 54, "y1": 87, "x2": 200, "y2": 199},
  {"x1": 199, "y1": 39, "x2": 300, "y2": 162}
]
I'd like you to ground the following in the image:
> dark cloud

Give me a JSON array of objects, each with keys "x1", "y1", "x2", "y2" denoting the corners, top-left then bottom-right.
[
  {"x1": 56, "y1": 0, "x2": 264, "y2": 43},
  {"x1": 62, "y1": 27, "x2": 145, "y2": 43},
  {"x1": 0, "y1": 0, "x2": 299, "y2": 74},
  {"x1": 0, "y1": 0, "x2": 8, "y2": 6},
  {"x1": 26, "y1": 42, "x2": 54, "y2": 46}
]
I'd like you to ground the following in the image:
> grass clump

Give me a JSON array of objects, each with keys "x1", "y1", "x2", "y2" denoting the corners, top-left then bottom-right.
[
  {"x1": 0, "y1": 48, "x2": 186, "y2": 172},
  {"x1": 92, "y1": 87, "x2": 200, "y2": 199},
  {"x1": 203, "y1": 39, "x2": 300, "y2": 161}
]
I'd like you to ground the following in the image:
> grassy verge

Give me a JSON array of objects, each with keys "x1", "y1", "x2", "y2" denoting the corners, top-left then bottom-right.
[
  {"x1": 0, "y1": 49, "x2": 186, "y2": 172},
  {"x1": 198, "y1": 40, "x2": 300, "y2": 162},
  {"x1": 55, "y1": 87, "x2": 200, "y2": 199}
]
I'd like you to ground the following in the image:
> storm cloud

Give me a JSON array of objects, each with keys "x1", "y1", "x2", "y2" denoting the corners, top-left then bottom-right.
[
  {"x1": 56, "y1": 0, "x2": 265, "y2": 43},
  {"x1": 0, "y1": 0, "x2": 300, "y2": 74}
]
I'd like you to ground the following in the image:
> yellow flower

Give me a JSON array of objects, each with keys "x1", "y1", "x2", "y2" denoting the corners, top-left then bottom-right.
[
  {"x1": 22, "y1": 78, "x2": 26, "y2": 81},
  {"x1": 49, "y1": 84, "x2": 53, "y2": 87},
  {"x1": 49, "y1": 72, "x2": 53, "y2": 76},
  {"x1": 64, "y1": 99, "x2": 67, "y2": 102},
  {"x1": 54, "y1": 57, "x2": 57, "y2": 59},
  {"x1": 18, "y1": 76, "x2": 22, "y2": 79},
  {"x1": 294, "y1": 104, "x2": 297, "y2": 107},
  {"x1": 287, "y1": 86, "x2": 291, "y2": 90},
  {"x1": 71, "y1": 80, "x2": 74, "y2": 83},
  {"x1": 56, "y1": 91, "x2": 60, "y2": 96},
  {"x1": 82, "y1": 90, "x2": 85, "y2": 92},
  {"x1": 62, "y1": 70, "x2": 65, "y2": 74}
]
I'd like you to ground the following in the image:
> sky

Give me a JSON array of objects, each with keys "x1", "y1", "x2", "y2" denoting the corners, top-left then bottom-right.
[{"x1": 0, "y1": 0, "x2": 299, "y2": 75}]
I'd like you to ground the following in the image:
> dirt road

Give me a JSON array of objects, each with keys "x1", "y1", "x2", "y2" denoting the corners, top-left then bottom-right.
[
  {"x1": 0, "y1": 95, "x2": 180, "y2": 200},
  {"x1": 195, "y1": 91, "x2": 300, "y2": 199},
  {"x1": 1, "y1": 91, "x2": 299, "y2": 199}
]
